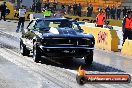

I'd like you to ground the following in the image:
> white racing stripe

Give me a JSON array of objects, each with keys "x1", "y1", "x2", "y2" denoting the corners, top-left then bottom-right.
[{"x1": 49, "y1": 27, "x2": 59, "y2": 34}]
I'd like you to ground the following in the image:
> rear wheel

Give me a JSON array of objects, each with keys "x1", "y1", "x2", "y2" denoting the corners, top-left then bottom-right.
[
  {"x1": 84, "y1": 51, "x2": 93, "y2": 66},
  {"x1": 20, "y1": 41, "x2": 30, "y2": 56},
  {"x1": 33, "y1": 43, "x2": 41, "y2": 63}
]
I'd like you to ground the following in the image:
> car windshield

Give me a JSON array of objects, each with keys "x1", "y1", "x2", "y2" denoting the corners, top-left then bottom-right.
[{"x1": 36, "y1": 19, "x2": 72, "y2": 29}]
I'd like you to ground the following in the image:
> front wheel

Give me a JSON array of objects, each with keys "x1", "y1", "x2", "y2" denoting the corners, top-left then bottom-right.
[
  {"x1": 84, "y1": 51, "x2": 93, "y2": 66},
  {"x1": 20, "y1": 41, "x2": 30, "y2": 56},
  {"x1": 33, "y1": 43, "x2": 41, "y2": 63}
]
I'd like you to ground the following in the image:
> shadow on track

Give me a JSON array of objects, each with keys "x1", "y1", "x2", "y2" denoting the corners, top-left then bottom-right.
[{"x1": 39, "y1": 56, "x2": 124, "y2": 73}]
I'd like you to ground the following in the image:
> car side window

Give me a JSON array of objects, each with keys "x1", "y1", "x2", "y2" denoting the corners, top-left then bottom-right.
[
  {"x1": 27, "y1": 20, "x2": 36, "y2": 30},
  {"x1": 35, "y1": 21, "x2": 43, "y2": 28},
  {"x1": 35, "y1": 20, "x2": 50, "y2": 29},
  {"x1": 72, "y1": 23, "x2": 80, "y2": 30}
]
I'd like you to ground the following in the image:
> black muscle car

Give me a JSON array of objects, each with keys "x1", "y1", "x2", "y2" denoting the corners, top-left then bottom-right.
[{"x1": 20, "y1": 18, "x2": 95, "y2": 65}]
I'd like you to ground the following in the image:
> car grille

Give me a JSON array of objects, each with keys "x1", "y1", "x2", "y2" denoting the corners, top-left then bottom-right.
[{"x1": 43, "y1": 38, "x2": 92, "y2": 46}]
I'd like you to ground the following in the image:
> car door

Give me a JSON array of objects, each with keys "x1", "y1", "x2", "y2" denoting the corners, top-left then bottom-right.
[{"x1": 22, "y1": 20, "x2": 36, "y2": 49}]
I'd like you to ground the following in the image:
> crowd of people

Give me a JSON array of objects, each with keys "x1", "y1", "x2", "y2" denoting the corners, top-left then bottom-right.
[
  {"x1": 104, "y1": 5, "x2": 131, "y2": 20},
  {"x1": 70, "y1": 3, "x2": 131, "y2": 20},
  {"x1": 29, "y1": 1, "x2": 131, "y2": 20}
]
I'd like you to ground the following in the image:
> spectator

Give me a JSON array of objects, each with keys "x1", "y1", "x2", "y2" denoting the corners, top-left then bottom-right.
[
  {"x1": 122, "y1": 6, "x2": 127, "y2": 18},
  {"x1": 96, "y1": 9, "x2": 106, "y2": 27},
  {"x1": 116, "y1": 5, "x2": 122, "y2": 20},
  {"x1": 87, "y1": 4, "x2": 93, "y2": 17},
  {"x1": 67, "y1": 4, "x2": 72, "y2": 14},
  {"x1": 122, "y1": 11, "x2": 132, "y2": 45},
  {"x1": 42, "y1": 8, "x2": 52, "y2": 17},
  {"x1": 46, "y1": 2, "x2": 50, "y2": 9},
  {"x1": 127, "y1": 6, "x2": 131, "y2": 12},
  {"x1": 0, "y1": 2, "x2": 7, "y2": 21},
  {"x1": 43, "y1": 2, "x2": 47, "y2": 9},
  {"x1": 36, "y1": 1, "x2": 42, "y2": 13},
  {"x1": 16, "y1": 5, "x2": 26, "y2": 33},
  {"x1": 53, "y1": 2, "x2": 57, "y2": 11},
  {"x1": 105, "y1": 5, "x2": 111, "y2": 19},
  {"x1": 31, "y1": 3, "x2": 35, "y2": 12},
  {"x1": 110, "y1": 5, "x2": 116, "y2": 19},
  {"x1": 61, "y1": 4, "x2": 65, "y2": 10},
  {"x1": 98, "y1": 6, "x2": 103, "y2": 12},
  {"x1": 60, "y1": 4, "x2": 65, "y2": 14},
  {"x1": 77, "y1": 3, "x2": 82, "y2": 17},
  {"x1": 73, "y1": 3, "x2": 77, "y2": 15},
  {"x1": 53, "y1": 10, "x2": 64, "y2": 18}
]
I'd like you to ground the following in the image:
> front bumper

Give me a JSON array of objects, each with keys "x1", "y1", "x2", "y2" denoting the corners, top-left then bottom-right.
[{"x1": 39, "y1": 45, "x2": 94, "y2": 58}]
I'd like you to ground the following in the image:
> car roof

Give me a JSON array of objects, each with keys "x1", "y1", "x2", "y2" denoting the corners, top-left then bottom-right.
[{"x1": 36, "y1": 18, "x2": 68, "y2": 21}]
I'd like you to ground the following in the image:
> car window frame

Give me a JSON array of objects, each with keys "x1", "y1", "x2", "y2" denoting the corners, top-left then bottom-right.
[{"x1": 27, "y1": 20, "x2": 36, "y2": 31}]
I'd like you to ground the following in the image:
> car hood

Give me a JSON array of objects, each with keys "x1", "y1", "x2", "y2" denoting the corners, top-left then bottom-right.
[{"x1": 41, "y1": 27, "x2": 89, "y2": 38}]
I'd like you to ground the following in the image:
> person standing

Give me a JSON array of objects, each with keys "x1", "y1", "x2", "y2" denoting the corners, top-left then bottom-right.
[
  {"x1": 116, "y1": 5, "x2": 122, "y2": 20},
  {"x1": 122, "y1": 6, "x2": 127, "y2": 18},
  {"x1": 105, "y1": 5, "x2": 110, "y2": 19},
  {"x1": 77, "y1": 3, "x2": 82, "y2": 17},
  {"x1": 96, "y1": 9, "x2": 106, "y2": 28},
  {"x1": 31, "y1": 3, "x2": 35, "y2": 12},
  {"x1": 67, "y1": 4, "x2": 72, "y2": 14},
  {"x1": 87, "y1": 4, "x2": 93, "y2": 17},
  {"x1": 110, "y1": 5, "x2": 116, "y2": 19},
  {"x1": 73, "y1": 3, "x2": 77, "y2": 15},
  {"x1": 16, "y1": 5, "x2": 26, "y2": 33},
  {"x1": 53, "y1": 2, "x2": 57, "y2": 11},
  {"x1": 0, "y1": 2, "x2": 7, "y2": 21},
  {"x1": 61, "y1": 4, "x2": 65, "y2": 10},
  {"x1": 127, "y1": 6, "x2": 131, "y2": 12},
  {"x1": 122, "y1": 11, "x2": 132, "y2": 45},
  {"x1": 36, "y1": 1, "x2": 42, "y2": 13},
  {"x1": 98, "y1": 6, "x2": 103, "y2": 12},
  {"x1": 42, "y1": 8, "x2": 52, "y2": 17}
]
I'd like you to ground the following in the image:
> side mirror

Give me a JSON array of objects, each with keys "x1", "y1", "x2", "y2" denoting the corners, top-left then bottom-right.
[{"x1": 79, "y1": 29, "x2": 84, "y2": 33}]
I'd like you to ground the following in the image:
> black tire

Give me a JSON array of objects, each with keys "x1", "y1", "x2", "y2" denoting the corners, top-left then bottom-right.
[
  {"x1": 76, "y1": 75, "x2": 87, "y2": 85},
  {"x1": 20, "y1": 41, "x2": 30, "y2": 56},
  {"x1": 33, "y1": 43, "x2": 41, "y2": 63},
  {"x1": 84, "y1": 51, "x2": 93, "y2": 66}
]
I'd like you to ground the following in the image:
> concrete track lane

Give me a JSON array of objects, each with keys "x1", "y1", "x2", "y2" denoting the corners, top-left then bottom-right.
[
  {"x1": 94, "y1": 49, "x2": 132, "y2": 73},
  {"x1": 0, "y1": 55, "x2": 62, "y2": 88}
]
